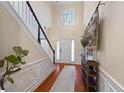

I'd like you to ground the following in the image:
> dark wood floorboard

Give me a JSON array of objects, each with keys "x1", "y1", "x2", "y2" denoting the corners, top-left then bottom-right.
[{"x1": 34, "y1": 63, "x2": 86, "y2": 92}]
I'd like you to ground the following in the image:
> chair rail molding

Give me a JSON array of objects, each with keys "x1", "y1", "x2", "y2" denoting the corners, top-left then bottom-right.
[{"x1": 99, "y1": 67, "x2": 124, "y2": 92}]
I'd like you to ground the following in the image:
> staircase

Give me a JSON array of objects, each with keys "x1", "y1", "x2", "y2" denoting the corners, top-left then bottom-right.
[{"x1": 0, "y1": 1, "x2": 55, "y2": 91}]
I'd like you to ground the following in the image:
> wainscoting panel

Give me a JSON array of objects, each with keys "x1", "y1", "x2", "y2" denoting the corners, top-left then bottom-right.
[
  {"x1": 99, "y1": 67, "x2": 124, "y2": 92},
  {"x1": 99, "y1": 73, "x2": 107, "y2": 91},
  {"x1": 4, "y1": 58, "x2": 55, "y2": 92}
]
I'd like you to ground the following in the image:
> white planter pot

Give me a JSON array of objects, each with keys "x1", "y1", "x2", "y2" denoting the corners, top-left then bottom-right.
[{"x1": 0, "y1": 90, "x2": 5, "y2": 92}]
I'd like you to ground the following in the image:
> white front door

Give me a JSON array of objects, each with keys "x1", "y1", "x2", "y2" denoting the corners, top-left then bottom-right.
[{"x1": 56, "y1": 40, "x2": 75, "y2": 63}]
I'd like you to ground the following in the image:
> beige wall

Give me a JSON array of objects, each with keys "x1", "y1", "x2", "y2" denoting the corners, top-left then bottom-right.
[
  {"x1": 48, "y1": 2, "x2": 84, "y2": 64},
  {"x1": 0, "y1": 4, "x2": 55, "y2": 91},
  {"x1": 30, "y1": 1, "x2": 53, "y2": 33},
  {"x1": 84, "y1": 1, "x2": 124, "y2": 89},
  {"x1": 0, "y1": 5, "x2": 46, "y2": 64},
  {"x1": 83, "y1": 1, "x2": 98, "y2": 26}
]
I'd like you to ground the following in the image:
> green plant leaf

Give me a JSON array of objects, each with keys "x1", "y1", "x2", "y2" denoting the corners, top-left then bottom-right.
[
  {"x1": 13, "y1": 46, "x2": 22, "y2": 53},
  {"x1": 14, "y1": 60, "x2": 20, "y2": 65},
  {"x1": 0, "y1": 46, "x2": 29, "y2": 87},
  {"x1": 7, "y1": 77, "x2": 14, "y2": 84},
  {"x1": 13, "y1": 46, "x2": 29, "y2": 57},
  {"x1": 22, "y1": 50, "x2": 29, "y2": 56},
  {"x1": 14, "y1": 56, "x2": 22, "y2": 64},
  {"x1": 0, "y1": 60, "x2": 4, "y2": 68},
  {"x1": 17, "y1": 56, "x2": 21, "y2": 61},
  {"x1": 5, "y1": 55, "x2": 22, "y2": 64},
  {"x1": 13, "y1": 46, "x2": 23, "y2": 57},
  {"x1": 5, "y1": 55, "x2": 17, "y2": 63}
]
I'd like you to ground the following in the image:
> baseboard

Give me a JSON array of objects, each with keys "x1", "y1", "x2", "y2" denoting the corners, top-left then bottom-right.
[
  {"x1": 55, "y1": 61, "x2": 81, "y2": 65},
  {"x1": 99, "y1": 67, "x2": 124, "y2": 92}
]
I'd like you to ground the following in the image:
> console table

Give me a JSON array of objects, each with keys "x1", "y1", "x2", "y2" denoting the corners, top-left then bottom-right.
[{"x1": 81, "y1": 58, "x2": 98, "y2": 92}]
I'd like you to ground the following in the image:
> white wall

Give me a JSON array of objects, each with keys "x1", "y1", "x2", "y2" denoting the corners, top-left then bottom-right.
[
  {"x1": 0, "y1": 4, "x2": 55, "y2": 91},
  {"x1": 83, "y1": 1, "x2": 124, "y2": 91}
]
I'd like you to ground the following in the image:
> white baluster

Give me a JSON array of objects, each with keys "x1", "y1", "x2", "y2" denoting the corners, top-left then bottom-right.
[
  {"x1": 32, "y1": 17, "x2": 35, "y2": 37},
  {"x1": 34, "y1": 20, "x2": 36, "y2": 38},
  {"x1": 14, "y1": 1, "x2": 19, "y2": 14},
  {"x1": 29, "y1": 12, "x2": 33, "y2": 33},
  {"x1": 21, "y1": 1, "x2": 25, "y2": 21},
  {"x1": 35, "y1": 21, "x2": 38, "y2": 39},
  {"x1": 25, "y1": 4, "x2": 28, "y2": 27},
  {"x1": 23, "y1": 1, "x2": 26, "y2": 25},
  {"x1": 26, "y1": 6, "x2": 30, "y2": 30},
  {"x1": 32, "y1": 16, "x2": 34, "y2": 35},
  {"x1": 18, "y1": 1, "x2": 23, "y2": 19},
  {"x1": 9, "y1": 1, "x2": 14, "y2": 7}
]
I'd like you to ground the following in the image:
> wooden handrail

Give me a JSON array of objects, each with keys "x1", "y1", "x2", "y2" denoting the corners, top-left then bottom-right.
[{"x1": 26, "y1": 1, "x2": 55, "y2": 64}]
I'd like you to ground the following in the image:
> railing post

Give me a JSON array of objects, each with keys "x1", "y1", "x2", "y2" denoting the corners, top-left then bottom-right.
[{"x1": 38, "y1": 25, "x2": 41, "y2": 44}]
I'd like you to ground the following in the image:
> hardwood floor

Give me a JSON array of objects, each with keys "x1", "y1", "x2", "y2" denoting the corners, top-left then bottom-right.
[
  {"x1": 34, "y1": 63, "x2": 86, "y2": 92},
  {"x1": 34, "y1": 64, "x2": 64, "y2": 92}
]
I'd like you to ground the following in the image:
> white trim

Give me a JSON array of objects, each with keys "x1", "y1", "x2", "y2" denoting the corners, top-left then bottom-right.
[
  {"x1": 56, "y1": 41, "x2": 60, "y2": 60},
  {"x1": 71, "y1": 40, "x2": 75, "y2": 62},
  {"x1": 12, "y1": 58, "x2": 49, "y2": 78},
  {"x1": 0, "y1": 57, "x2": 47, "y2": 75},
  {"x1": 0, "y1": 57, "x2": 47, "y2": 76},
  {"x1": 20, "y1": 57, "x2": 47, "y2": 68},
  {"x1": 99, "y1": 72, "x2": 107, "y2": 91},
  {"x1": 99, "y1": 67, "x2": 124, "y2": 92},
  {"x1": 107, "y1": 82, "x2": 117, "y2": 92}
]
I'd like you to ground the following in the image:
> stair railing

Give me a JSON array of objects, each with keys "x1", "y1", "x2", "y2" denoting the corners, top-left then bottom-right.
[{"x1": 8, "y1": 1, "x2": 55, "y2": 64}]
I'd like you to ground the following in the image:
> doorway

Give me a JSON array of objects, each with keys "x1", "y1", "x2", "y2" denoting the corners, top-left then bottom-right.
[{"x1": 56, "y1": 40, "x2": 75, "y2": 63}]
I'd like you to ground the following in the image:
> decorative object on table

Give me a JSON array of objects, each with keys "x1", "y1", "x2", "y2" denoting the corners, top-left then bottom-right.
[
  {"x1": 80, "y1": 1, "x2": 105, "y2": 91},
  {"x1": 0, "y1": 46, "x2": 29, "y2": 90},
  {"x1": 86, "y1": 40, "x2": 97, "y2": 61}
]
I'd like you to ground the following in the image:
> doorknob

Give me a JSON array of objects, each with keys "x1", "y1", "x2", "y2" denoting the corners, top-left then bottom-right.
[{"x1": 60, "y1": 49, "x2": 62, "y2": 52}]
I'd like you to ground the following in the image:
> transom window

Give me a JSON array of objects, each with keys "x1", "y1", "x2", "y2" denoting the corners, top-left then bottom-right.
[{"x1": 61, "y1": 8, "x2": 75, "y2": 26}]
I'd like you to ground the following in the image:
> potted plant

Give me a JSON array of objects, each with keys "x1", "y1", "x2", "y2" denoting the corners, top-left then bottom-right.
[{"x1": 0, "y1": 46, "x2": 29, "y2": 91}]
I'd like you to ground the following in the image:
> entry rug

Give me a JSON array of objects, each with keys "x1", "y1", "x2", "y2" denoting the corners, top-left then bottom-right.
[{"x1": 50, "y1": 66, "x2": 76, "y2": 92}]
